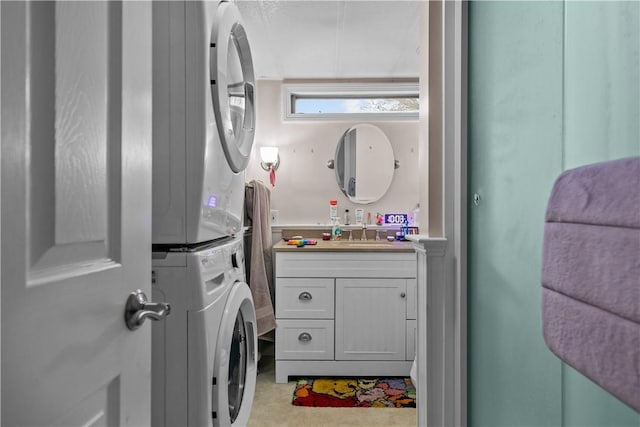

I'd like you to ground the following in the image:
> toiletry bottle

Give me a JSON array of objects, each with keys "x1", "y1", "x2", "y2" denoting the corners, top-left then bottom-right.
[
  {"x1": 355, "y1": 208, "x2": 364, "y2": 224},
  {"x1": 412, "y1": 203, "x2": 420, "y2": 228},
  {"x1": 329, "y1": 199, "x2": 338, "y2": 222},
  {"x1": 344, "y1": 209, "x2": 350, "y2": 225},
  {"x1": 401, "y1": 219, "x2": 409, "y2": 239}
]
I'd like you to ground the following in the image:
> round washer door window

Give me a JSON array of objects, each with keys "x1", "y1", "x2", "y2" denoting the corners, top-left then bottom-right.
[
  {"x1": 212, "y1": 282, "x2": 257, "y2": 426},
  {"x1": 227, "y1": 310, "x2": 248, "y2": 422},
  {"x1": 210, "y1": 2, "x2": 255, "y2": 173}
]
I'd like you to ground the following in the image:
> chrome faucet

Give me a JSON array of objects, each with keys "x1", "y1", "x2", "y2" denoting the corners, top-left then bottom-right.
[{"x1": 361, "y1": 224, "x2": 367, "y2": 241}]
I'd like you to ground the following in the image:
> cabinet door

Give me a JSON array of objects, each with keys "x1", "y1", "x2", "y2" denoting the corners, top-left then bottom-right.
[
  {"x1": 406, "y1": 319, "x2": 417, "y2": 361},
  {"x1": 406, "y1": 278, "x2": 417, "y2": 320},
  {"x1": 335, "y1": 278, "x2": 407, "y2": 360}
]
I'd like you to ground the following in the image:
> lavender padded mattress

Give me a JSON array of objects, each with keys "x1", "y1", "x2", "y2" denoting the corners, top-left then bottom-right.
[{"x1": 542, "y1": 157, "x2": 640, "y2": 412}]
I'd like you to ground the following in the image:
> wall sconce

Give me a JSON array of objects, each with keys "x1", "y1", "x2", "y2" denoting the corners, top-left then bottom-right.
[{"x1": 260, "y1": 146, "x2": 280, "y2": 187}]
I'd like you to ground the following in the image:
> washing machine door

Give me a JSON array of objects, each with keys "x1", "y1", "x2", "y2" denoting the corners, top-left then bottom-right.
[
  {"x1": 210, "y1": 2, "x2": 255, "y2": 173},
  {"x1": 213, "y1": 281, "x2": 257, "y2": 426}
]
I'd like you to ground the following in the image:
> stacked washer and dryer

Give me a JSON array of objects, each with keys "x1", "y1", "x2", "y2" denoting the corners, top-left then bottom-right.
[{"x1": 151, "y1": 1, "x2": 258, "y2": 426}]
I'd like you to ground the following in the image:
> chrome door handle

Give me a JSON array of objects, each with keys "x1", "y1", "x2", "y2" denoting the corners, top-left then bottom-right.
[{"x1": 124, "y1": 289, "x2": 171, "y2": 331}]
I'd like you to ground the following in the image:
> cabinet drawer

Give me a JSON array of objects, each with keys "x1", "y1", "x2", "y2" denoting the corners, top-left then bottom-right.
[
  {"x1": 276, "y1": 252, "x2": 417, "y2": 278},
  {"x1": 276, "y1": 278, "x2": 334, "y2": 319},
  {"x1": 276, "y1": 319, "x2": 334, "y2": 360}
]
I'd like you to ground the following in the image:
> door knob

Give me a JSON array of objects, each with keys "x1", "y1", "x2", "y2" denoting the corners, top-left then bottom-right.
[{"x1": 124, "y1": 289, "x2": 171, "y2": 331}]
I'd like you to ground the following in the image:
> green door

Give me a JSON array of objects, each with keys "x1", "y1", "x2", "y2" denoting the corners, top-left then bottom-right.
[{"x1": 467, "y1": 1, "x2": 639, "y2": 426}]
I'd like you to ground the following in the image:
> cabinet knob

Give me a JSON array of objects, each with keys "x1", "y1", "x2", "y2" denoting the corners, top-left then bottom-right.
[
  {"x1": 298, "y1": 291, "x2": 313, "y2": 301},
  {"x1": 400, "y1": 292, "x2": 406, "y2": 298},
  {"x1": 298, "y1": 332, "x2": 312, "y2": 342}
]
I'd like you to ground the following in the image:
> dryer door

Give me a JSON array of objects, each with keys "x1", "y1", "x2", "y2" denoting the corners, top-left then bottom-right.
[
  {"x1": 210, "y1": 2, "x2": 255, "y2": 173},
  {"x1": 212, "y1": 282, "x2": 257, "y2": 426}
]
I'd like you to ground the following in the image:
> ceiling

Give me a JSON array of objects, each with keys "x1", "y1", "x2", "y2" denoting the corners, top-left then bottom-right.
[{"x1": 235, "y1": 1, "x2": 421, "y2": 80}]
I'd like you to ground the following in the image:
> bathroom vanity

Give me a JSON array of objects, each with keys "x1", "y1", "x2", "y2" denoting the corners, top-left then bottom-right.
[{"x1": 273, "y1": 239, "x2": 417, "y2": 383}]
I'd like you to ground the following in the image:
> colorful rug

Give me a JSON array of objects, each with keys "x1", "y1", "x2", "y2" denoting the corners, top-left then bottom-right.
[{"x1": 292, "y1": 378, "x2": 416, "y2": 408}]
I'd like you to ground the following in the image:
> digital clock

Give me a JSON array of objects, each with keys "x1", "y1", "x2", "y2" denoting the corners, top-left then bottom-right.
[{"x1": 384, "y1": 213, "x2": 408, "y2": 225}]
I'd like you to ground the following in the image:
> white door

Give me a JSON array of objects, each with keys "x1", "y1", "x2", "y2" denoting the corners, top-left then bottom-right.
[{"x1": 1, "y1": 2, "x2": 155, "y2": 426}]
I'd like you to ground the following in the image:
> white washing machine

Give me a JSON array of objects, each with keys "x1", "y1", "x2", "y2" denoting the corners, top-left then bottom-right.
[
  {"x1": 152, "y1": 0, "x2": 256, "y2": 245},
  {"x1": 151, "y1": 1, "x2": 257, "y2": 424},
  {"x1": 152, "y1": 236, "x2": 257, "y2": 427}
]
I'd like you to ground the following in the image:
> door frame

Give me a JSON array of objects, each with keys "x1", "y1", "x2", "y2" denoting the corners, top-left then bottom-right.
[
  {"x1": 0, "y1": 4, "x2": 3, "y2": 418},
  {"x1": 422, "y1": 1, "x2": 467, "y2": 426},
  {"x1": 447, "y1": 2, "x2": 467, "y2": 426}
]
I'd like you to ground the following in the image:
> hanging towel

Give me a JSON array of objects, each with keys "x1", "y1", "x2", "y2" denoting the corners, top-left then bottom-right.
[
  {"x1": 245, "y1": 180, "x2": 277, "y2": 337},
  {"x1": 542, "y1": 157, "x2": 640, "y2": 412}
]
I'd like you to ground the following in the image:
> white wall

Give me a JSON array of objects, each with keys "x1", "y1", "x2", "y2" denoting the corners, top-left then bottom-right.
[{"x1": 245, "y1": 79, "x2": 420, "y2": 226}]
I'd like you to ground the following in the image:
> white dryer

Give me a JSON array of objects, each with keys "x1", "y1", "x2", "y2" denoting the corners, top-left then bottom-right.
[
  {"x1": 152, "y1": 0, "x2": 256, "y2": 245},
  {"x1": 152, "y1": 236, "x2": 257, "y2": 427}
]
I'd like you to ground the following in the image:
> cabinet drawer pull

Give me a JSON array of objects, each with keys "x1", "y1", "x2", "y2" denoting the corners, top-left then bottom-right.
[
  {"x1": 400, "y1": 292, "x2": 406, "y2": 298},
  {"x1": 298, "y1": 291, "x2": 313, "y2": 301},
  {"x1": 298, "y1": 332, "x2": 312, "y2": 342}
]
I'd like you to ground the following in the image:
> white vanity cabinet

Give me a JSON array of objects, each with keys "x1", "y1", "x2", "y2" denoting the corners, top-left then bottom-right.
[{"x1": 274, "y1": 247, "x2": 417, "y2": 383}]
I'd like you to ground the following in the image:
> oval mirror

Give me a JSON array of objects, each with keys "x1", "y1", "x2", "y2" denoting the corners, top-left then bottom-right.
[{"x1": 334, "y1": 124, "x2": 395, "y2": 204}]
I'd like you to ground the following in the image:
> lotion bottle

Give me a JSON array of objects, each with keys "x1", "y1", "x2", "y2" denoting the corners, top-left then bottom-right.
[{"x1": 329, "y1": 199, "x2": 338, "y2": 222}]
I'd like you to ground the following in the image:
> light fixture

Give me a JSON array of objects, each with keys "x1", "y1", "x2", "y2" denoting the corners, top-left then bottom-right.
[{"x1": 260, "y1": 146, "x2": 280, "y2": 187}]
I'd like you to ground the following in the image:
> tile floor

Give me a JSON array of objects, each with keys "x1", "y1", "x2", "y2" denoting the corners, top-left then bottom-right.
[{"x1": 247, "y1": 344, "x2": 417, "y2": 427}]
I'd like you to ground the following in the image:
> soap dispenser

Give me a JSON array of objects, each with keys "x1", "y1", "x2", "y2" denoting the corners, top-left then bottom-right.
[{"x1": 331, "y1": 219, "x2": 342, "y2": 240}]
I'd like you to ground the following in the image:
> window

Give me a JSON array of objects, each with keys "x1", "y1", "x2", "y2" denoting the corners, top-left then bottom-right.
[{"x1": 283, "y1": 82, "x2": 419, "y2": 121}]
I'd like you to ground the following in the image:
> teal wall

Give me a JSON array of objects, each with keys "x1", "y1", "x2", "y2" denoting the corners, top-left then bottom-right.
[{"x1": 468, "y1": 1, "x2": 639, "y2": 426}]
